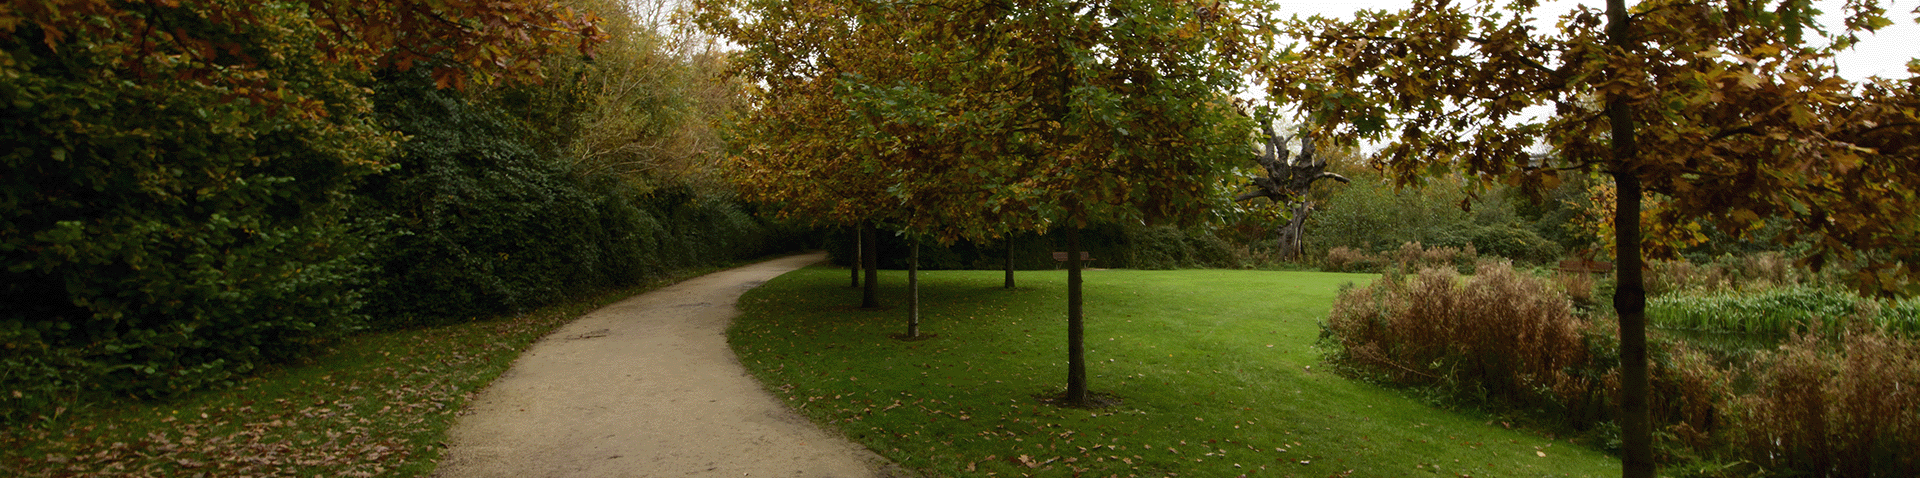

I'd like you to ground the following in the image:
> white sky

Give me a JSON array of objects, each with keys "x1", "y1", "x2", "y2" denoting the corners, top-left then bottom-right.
[{"x1": 1268, "y1": 0, "x2": 1920, "y2": 81}]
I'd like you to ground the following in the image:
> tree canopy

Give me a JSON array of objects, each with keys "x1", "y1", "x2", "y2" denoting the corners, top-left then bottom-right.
[{"x1": 1264, "y1": 0, "x2": 1919, "y2": 474}]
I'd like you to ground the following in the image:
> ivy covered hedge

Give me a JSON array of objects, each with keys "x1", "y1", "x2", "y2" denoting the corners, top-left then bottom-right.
[
  {"x1": 1, "y1": 6, "x2": 395, "y2": 418},
  {"x1": 0, "y1": 56, "x2": 805, "y2": 423}
]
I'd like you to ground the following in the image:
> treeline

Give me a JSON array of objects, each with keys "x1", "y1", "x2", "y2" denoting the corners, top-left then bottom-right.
[{"x1": 0, "y1": 0, "x2": 803, "y2": 421}]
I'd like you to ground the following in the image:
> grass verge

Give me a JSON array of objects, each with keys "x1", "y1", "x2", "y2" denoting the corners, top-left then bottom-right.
[
  {"x1": 732, "y1": 266, "x2": 1622, "y2": 477},
  {"x1": 1, "y1": 263, "x2": 743, "y2": 477}
]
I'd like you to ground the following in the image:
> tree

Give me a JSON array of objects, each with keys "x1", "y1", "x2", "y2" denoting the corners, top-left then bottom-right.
[
  {"x1": 1232, "y1": 119, "x2": 1351, "y2": 261},
  {"x1": 698, "y1": 0, "x2": 1256, "y2": 403},
  {"x1": 1266, "y1": 0, "x2": 1919, "y2": 475}
]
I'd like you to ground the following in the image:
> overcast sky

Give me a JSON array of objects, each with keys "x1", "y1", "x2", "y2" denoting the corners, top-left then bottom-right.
[{"x1": 1268, "y1": 0, "x2": 1920, "y2": 81}]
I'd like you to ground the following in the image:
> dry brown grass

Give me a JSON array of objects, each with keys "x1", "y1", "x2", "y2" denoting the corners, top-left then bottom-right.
[
  {"x1": 1732, "y1": 329, "x2": 1920, "y2": 477},
  {"x1": 1554, "y1": 270, "x2": 1599, "y2": 307},
  {"x1": 1327, "y1": 261, "x2": 1589, "y2": 410},
  {"x1": 1325, "y1": 252, "x2": 1920, "y2": 474},
  {"x1": 1322, "y1": 246, "x2": 1378, "y2": 272},
  {"x1": 1646, "y1": 252, "x2": 1804, "y2": 296}
]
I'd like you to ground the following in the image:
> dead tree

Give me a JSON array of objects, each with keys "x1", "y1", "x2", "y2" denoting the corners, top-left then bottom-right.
[{"x1": 1234, "y1": 123, "x2": 1350, "y2": 261}]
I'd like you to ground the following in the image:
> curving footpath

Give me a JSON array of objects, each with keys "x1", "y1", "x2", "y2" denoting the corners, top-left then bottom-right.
[{"x1": 434, "y1": 252, "x2": 902, "y2": 478}]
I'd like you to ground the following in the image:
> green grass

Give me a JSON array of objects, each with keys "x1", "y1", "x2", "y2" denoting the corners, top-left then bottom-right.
[
  {"x1": 0, "y1": 264, "x2": 739, "y2": 477},
  {"x1": 731, "y1": 266, "x2": 1622, "y2": 477}
]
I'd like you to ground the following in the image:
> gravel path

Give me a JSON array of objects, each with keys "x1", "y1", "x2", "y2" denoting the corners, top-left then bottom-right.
[{"x1": 434, "y1": 252, "x2": 902, "y2": 478}]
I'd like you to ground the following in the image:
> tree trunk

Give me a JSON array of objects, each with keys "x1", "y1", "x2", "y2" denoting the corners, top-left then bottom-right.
[
  {"x1": 906, "y1": 237, "x2": 920, "y2": 337},
  {"x1": 1004, "y1": 235, "x2": 1016, "y2": 289},
  {"x1": 1606, "y1": 1, "x2": 1653, "y2": 475},
  {"x1": 1274, "y1": 200, "x2": 1312, "y2": 261},
  {"x1": 861, "y1": 221, "x2": 880, "y2": 309},
  {"x1": 850, "y1": 226, "x2": 862, "y2": 288},
  {"x1": 1065, "y1": 227, "x2": 1087, "y2": 405}
]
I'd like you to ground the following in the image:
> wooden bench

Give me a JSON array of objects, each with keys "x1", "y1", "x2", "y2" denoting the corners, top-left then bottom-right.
[
  {"x1": 1557, "y1": 259, "x2": 1613, "y2": 275},
  {"x1": 1051, "y1": 251, "x2": 1095, "y2": 267}
]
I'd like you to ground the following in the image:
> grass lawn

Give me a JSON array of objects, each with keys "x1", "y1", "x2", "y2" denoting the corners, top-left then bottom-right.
[{"x1": 731, "y1": 266, "x2": 1623, "y2": 477}]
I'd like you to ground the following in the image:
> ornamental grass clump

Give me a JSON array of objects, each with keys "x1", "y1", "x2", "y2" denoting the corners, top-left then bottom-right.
[
  {"x1": 1325, "y1": 261, "x2": 1589, "y2": 412},
  {"x1": 1321, "y1": 246, "x2": 1379, "y2": 272},
  {"x1": 1325, "y1": 261, "x2": 1734, "y2": 453},
  {"x1": 1731, "y1": 329, "x2": 1920, "y2": 477},
  {"x1": 1647, "y1": 286, "x2": 1883, "y2": 337}
]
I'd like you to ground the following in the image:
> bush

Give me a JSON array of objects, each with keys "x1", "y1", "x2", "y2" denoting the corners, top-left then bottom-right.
[
  {"x1": 1322, "y1": 246, "x2": 1380, "y2": 272},
  {"x1": 0, "y1": 5, "x2": 390, "y2": 419},
  {"x1": 1731, "y1": 330, "x2": 1920, "y2": 477},
  {"x1": 1324, "y1": 261, "x2": 1591, "y2": 411},
  {"x1": 352, "y1": 73, "x2": 806, "y2": 329},
  {"x1": 1323, "y1": 259, "x2": 1920, "y2": 475}
]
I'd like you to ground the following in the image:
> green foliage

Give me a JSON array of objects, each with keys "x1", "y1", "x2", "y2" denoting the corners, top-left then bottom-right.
[
  {"x1": 1306, "y1": 170, "x2": 1562, "y2": 265},
  {"x1": 0, "y1": 4, "x2": 392, "y2": 418},
  {"x1": 354, "y1": 72, "x2": 802, "y2": 328},
  {"x1": 1324, "y1": 261, "x2": 1920, "y2": 475},
  {"x1": 1321, "y1": 263, "x2": 1735, "y2": 459},
  {"x1": 1647, "y1": 286, "x2": 1882, "y2": 337}
]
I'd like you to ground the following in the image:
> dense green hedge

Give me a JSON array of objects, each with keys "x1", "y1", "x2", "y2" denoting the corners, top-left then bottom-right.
[
  {"x1": 354, "y1": 73, "x2": 809, "y2": 329},
  {"x1": 0, "y1": 64, "x2": 807, "y2": 422},
  {"x1": 1, "y1": 10, "x2": 391, "y2": 418}
]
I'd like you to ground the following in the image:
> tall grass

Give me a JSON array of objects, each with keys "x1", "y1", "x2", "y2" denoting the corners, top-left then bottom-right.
[
  {"x1": 1325, "y1": 261, "x2": 1591, "y2": 412},
  {"x1": 1732, "y1": 330, "x2": 1920, "y2": 477},
  {"x1": 1648, "y1": 286, "x2": 1919, "y2": 337},
  {"x1": 1323, "y1": 258, "x2": 1920, "y2": 476},
  {"x1": 1319, "y1": 241, "x2": 1477, "y2": 274}
]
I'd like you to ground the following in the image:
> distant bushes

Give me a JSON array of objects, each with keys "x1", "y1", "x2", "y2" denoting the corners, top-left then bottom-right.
[
  {"x1": 1324, "y1": 262, "x2": 1594, "y2": 412},
  {"x1": 1321, "y1": 259, "x2": 1920, "y2": 475},
  {"x1": 1300, "y1": 168, "x2": 1573, "y2": 266},
  {"x1": 829, "y1": 223, "x2": 1241, "y2": 271},
  {"x1": 1319, "y1": 242, "x2": 1477, "y2": 274},
  {"x1": 0, "y1": 67, "x2": 805, "y2": 423}
]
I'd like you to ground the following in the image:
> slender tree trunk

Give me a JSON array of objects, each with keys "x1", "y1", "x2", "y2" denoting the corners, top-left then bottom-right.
[
  {"x1": 1065, "y1": 227, "x2": 1087, "y2": 405},
  {"x1": 907, "y1": 237, "x2": 920, "y2": 337},
  {"x1": 1004, "y1": 235, "x2": 1016, "y2": 289},
  {"x1": 861, "y1": 221, "x2": 880, "y2": 309},
  {"x1": 1606, "y1": 1, "x2": 1652, "y2": 475},
  {"x1": 850, "y1": 227, "x2": 862, "y2": 288}
]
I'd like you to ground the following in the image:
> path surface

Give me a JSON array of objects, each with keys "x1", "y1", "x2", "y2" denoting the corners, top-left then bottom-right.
[{"x1": 435, "y1": 253, "x2": 900, "y2": 478}]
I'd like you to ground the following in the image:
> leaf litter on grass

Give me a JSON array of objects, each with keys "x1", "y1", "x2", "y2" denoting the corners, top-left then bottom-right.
[
  {"x1": 730, "y1": 267, "x2": 1623, "y2": 477},
  {"x1": 4, "y1": 267, "x2": 729, "y2": 478}
]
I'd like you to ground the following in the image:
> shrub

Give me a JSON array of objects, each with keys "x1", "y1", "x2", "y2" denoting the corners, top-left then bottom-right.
[
  {"x1": 1731, "y1": 330, "x2": 1920, "y2": 477},
  {"x1": 354, "y1": 74, "x2": 804, "y2": 329},
  {"x1": 1, "y1": 5, "x2": 389, "y2": 419},
  {"x1": 1323, "y1": 262, "x2": 1735, "y2": 457},
  {"x1": 1324, "y1": 261, "x2": 1590, "y2": 411},
  {"x1": 1322, "y1": 246, "x2": 1380, "y2": 272}
]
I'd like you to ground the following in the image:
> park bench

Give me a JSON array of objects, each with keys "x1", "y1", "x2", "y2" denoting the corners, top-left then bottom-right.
[
  {"x1": 1557, "y1": 259, "x2": 1613, "y2": 275},
  {"x1": 1051, "y1": 251, "x2": 1095, "y2": 268}
]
